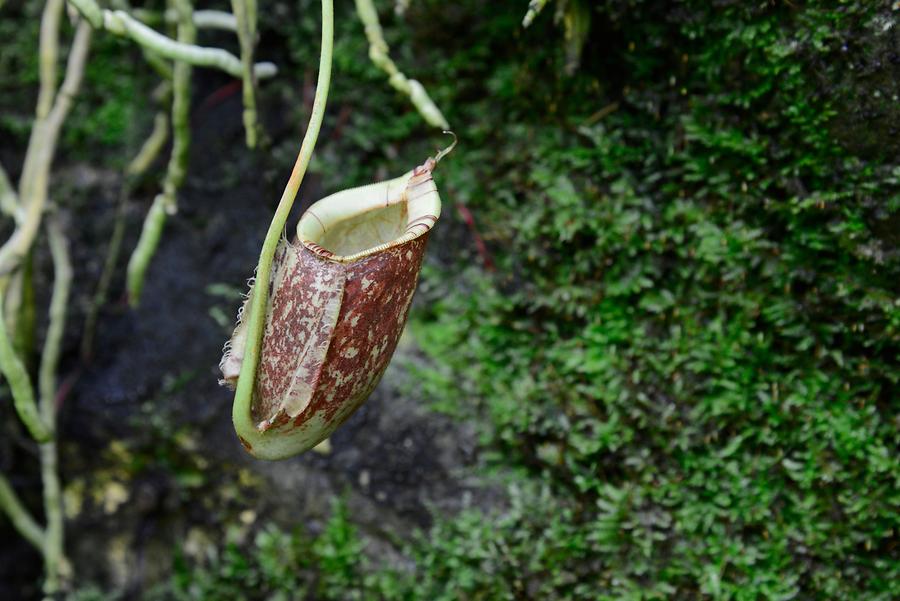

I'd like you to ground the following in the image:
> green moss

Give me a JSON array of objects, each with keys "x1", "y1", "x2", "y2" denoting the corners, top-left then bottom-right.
[
  {"x1": 395, "y1": 1, "x2": 899, "y2": 599},
  {"x1": 153, "y1": 1, "x2": 898, "y2": 598},
  {"x1": 62, "y1": 34, "x2": 150, "y2": 161},
  {"x1": 160, "y1": 499, "x2": 369, "y2": 601}
]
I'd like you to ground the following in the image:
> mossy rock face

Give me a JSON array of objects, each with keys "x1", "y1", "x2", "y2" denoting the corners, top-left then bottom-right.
[{"x1": 810, "y1": 6, "x2": 900, "y2": 158}]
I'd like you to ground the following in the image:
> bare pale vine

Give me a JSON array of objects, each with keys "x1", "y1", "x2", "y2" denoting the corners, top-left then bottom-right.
[
  {"x1": 0, "y1": 4, "x2": 91, "y2": 596},
  {"x1": 0, "y1": 0, "x2": 267, "y2": 594},
  {"x1": 125, "y1": 0, "x2": 197, "y2": 305},
  {"x1": 355, "y1": 0, "x2": 449, "y2": 130}
]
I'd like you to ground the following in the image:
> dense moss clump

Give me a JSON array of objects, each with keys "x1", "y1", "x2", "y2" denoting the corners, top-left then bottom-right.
[{"x1": 387, "y1": 1, "x2": 899, "y2": 598}]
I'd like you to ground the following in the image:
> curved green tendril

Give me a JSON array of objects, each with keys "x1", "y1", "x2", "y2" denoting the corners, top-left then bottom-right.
[
  {"x1": 232, "y1": 0, "x2": 333, "y2": 443},
  {"x1": 355, "y1": 0, "x2": 449, "y2": 130}
]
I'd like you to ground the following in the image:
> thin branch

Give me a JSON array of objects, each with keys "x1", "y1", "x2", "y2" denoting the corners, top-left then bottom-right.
[
  {"x1": 68, "y1": 0, "x2": 276, "y2": 79},
  {"x1": 0, "y1": 473, "x2": 46, "y2": 551},
  {"x1": 69, "y1": 0, "x2": 103, "y2": 27},
  {"x1": 82, "y1": 110, "x2": 170, "y2": 359},
  {"x1": 0, "y1": 21, "x2": 92, "y2": 278},
  {"x1": 39, "y1": 216, "x2": 71, "y2": 422},
  {"x1": 126, "y1": 0, "x2": 195, "y2": 306},
  {"x1": 355, "y1": 0, "x2": 449, "y2": 129},
  {"x1": 0, "y1": 162, "x2": 18, "y2": 220},
  {"x1": 193, "y1": 9, "x2": 238, "y2": 31},
  {"x1": 161, "y1": 0, "x2": 194, "y2": 211},
  {"x1": 8, "y1": 253, "x2": 37, "y2": 361},
  {"x1": 127, "y1": 111, "x2": 170, "y2": 177},
  {"x1": 80, "y1": 189, "x2": 126, "y2": 361},
  {"x1": 142, "y1": 50, "x2": 174, "y2": 80},
  {"x1": 125, "y1": 195, "x2": 166, "y2": 305},
  {"x1": 83, "y1": 81, "x2": 171, "y2": 354},
  {"x1": 522, "y1": 0, "x2": 551, "y2": 27},
  {"x1": 0, "y1": 288, "x2": 50, "y2": 441},
  {"x1": 38, "y1": 214, "x2": 73, "y2": 596},
  {"x1": 231, "y1": 0, "x2": 259, "y2": 147},
  {"x1": 131, "y1": 8, "x2": 239, "y2": 32},
  {"x1": 0, "y1": 12, "x2": 90, "y2": 444},
  {"x1": 37, "y1": 0, "x2": 65, "y2": 119}
]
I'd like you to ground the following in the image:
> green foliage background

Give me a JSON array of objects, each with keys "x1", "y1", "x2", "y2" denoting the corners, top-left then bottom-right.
[{"x1": 172, "y1": 0, "x2": 899, "y2": 599}]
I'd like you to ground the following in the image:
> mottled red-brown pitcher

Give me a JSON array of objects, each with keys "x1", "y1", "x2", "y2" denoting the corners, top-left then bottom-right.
[{"x1": 220, "y1": 156, "x2": 443, "y2": 459}]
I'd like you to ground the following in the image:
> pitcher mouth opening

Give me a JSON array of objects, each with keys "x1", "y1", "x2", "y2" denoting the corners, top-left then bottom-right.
[{"x1": 296, "y1": 170, "x2": 441, "y2": 262}]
